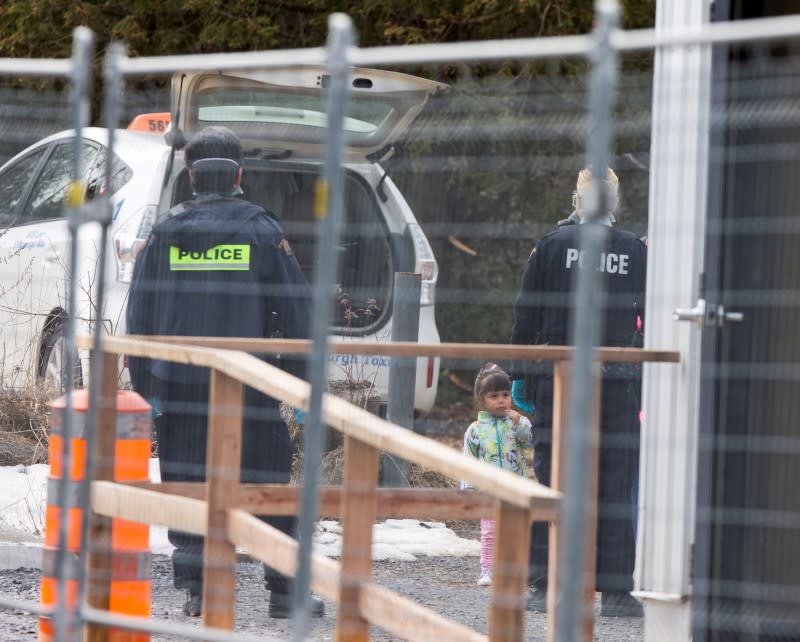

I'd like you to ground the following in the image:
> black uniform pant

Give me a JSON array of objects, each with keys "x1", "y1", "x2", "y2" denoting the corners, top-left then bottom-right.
[
  {"x1": 528, "y1": 376, "x2": 641, "y2": 593},
  {"x1": 155, "y1": 380, "x2": 295, "y2": 596}
]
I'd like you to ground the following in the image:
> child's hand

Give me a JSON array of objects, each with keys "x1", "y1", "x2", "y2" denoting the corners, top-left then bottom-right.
[{"x1": 506, "y1": 409, "x2": 520, "y2": 425}]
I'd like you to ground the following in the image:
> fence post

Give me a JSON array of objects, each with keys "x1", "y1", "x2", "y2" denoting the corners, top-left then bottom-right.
[
  {"x1": 547, "y1": 361, "x2": 569, "y2": 641},
  {"x1": 337, "y1": 435, "x2": 379, "y2": 642},
  {"x1": 489, "y1": 502, "x2": 529, "y2": 642},
  {"x1": 202, "y1": 369, "x2": 243, "y2": 629},
  {"x1": 555, "y1": 1, "x2": 619, "y2": 641},
  {"x1": 53, "y1": 26, "x2": 94, "y2": 642},
  {"x1": 382, "y1": 272, "x2": 421, "y2": 487},
  {"x1": 82, "y1": 38, "x2": 124, "y2": 642},
  {"x1": 84, "y1": 351, "x2": 118, "y2": 642},
  {"x1": 293, "y1": 13, "x2": 354, "y2": 638},
  {"x1": 547, "y1": 361, "x2": 600, "y2": 642}
]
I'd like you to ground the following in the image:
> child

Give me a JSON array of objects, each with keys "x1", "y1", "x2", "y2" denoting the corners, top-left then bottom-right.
[{"x1": 462, "y1": 363, "x2": 533, "y2": 586}]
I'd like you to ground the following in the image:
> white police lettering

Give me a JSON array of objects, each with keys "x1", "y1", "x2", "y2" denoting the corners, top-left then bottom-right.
[
  {"x1": 565, "y1": 248, "x2": 580, "y2": 269},
  {"x1": 565, "y1": 248, "x2": 629, "y2": 274}
]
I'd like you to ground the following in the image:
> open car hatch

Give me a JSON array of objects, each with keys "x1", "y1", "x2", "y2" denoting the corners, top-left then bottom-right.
[{"x1": 172, "y1": 66, "x2": 448, "y2": 161}]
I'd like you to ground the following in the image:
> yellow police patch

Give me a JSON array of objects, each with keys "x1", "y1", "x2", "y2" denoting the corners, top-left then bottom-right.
[{"x1": 169, "y1": 244, "x2": 251, "y2": 271}]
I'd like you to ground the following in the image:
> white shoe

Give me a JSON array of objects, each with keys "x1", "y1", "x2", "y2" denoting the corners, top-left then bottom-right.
[{"x1": 477, "y1": 570, "x2": 492, "y2": 586}]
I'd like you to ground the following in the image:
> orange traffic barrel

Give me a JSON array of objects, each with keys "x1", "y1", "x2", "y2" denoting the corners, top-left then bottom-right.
[{"x1": 40, "y1": 389, "x2": 152, "y2": 642}]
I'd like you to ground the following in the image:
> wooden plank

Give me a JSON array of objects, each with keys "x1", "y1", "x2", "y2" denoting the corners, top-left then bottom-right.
[
  {"x1": 120, "y1": 482, "x2": 560, "y2": 522},
  {"x1": 580, "y1": 371, "x2": 601, "y2": 642},
  {"x1": 95, "y1": 484, "x2": 495, "y2": 642},
  {"x1": 322, "y1": 394, "x2": 560, "y2": 511},
  {"x1": 227, "y1": 508, "x2": 340, "y2": 602},
  {"x1": 91, "y1": 481, "x2": 207, "y2": 534},
  {"x1": 240, "y1": 486, "x2": 501, "y2": 520},
  {"x1": 85, "y1": 351, "x2": 119, "y2": 642},
  {"x1": 488, "y1": 502, "x2": 530, "y2": 642},
  {"x1": 227, "y1": 508, "x2": 486, "y2": 642},
  {"x1": 336, "y1": 436, "x2": 379, "y2": 642},
  {"x1": 109, "y1": 348, "x2": 558, "y2": 509},
  {"x1": 546, "y1": 363, "x2": 600, "y2": 642},
  {"x1": 311, "y1": 392, "x2": 558, "y2": 508},
  {"x1": 359, "y1": 582, "x2": 487, "y2": 642},
  {"x1": 82, "y1": 334, "x2": 680, "y2": 363},
  {"x1": 77, "y1": 335, "x2": 562, "y2": 508},
  {"x1": 92, "y1": 482, "x2": 557, "y2": 535},
  {"x1": 547, "y1": 361, "x2": 570, "y2": 642},
  {"x1": 202, "y1": 370, "x2": 243, "y2": 630}
]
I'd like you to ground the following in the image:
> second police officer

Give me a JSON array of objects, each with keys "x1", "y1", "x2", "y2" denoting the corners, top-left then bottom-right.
[{"x1": 510, "y1": 167, "x2": 647, "y2": 618}]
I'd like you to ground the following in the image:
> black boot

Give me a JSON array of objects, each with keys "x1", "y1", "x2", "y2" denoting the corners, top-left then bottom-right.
[
  {"x1": 182, "y1": 588, "x2": 202, "y2": 617},
  {"x1": 268, "y1": 591, "x2": 325, "y2": 619},
  {"x1": 265, "y1": 565, "x2": 325, "y2": 619},
  {"x1": 526, "y1": 585, "x2": 548, "y2": 613},
  {"x1": 173, "y1": 542, "x2": 203, "y2": 617}
]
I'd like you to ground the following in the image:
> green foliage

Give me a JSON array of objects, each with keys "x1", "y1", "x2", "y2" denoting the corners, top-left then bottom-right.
[{"x1": 0, "y1": 1, "x2": 655, "y2": 59}]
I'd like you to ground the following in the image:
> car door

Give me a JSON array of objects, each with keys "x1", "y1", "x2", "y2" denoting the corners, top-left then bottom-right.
[
  {"x1": 692, "y1": 7, "x2": 800, "y2": 639},
  {"x1": 0, "y1": 139, "x2": 100, "y2": 387}
]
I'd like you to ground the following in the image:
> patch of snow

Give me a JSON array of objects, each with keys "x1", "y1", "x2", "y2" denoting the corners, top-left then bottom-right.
[{"x1": 0, "y1": 461, "x2": 480, "y2": 562}]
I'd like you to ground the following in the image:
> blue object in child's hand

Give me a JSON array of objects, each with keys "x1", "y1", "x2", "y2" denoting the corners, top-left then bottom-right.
[
  {"x1": 511, "y1": 380, "x2": 535, "y2": 414},
  {"x1": 146, "y1": 397, "x2": 162, "y2": 419},
  {"x1": 293, "y1": 408, "x2": 306, "y2": 426}
]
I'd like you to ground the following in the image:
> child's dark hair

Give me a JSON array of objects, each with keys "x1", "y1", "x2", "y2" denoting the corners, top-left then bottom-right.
[{"x1": 474, "y1": 363, "x2": 511, "y2": 399}]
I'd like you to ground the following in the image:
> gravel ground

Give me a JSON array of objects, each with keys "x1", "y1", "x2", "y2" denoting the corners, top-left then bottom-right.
[
  {"x1": 0, "y1": 412, "x2": 643, "y2": 640},
  {"x1": 0, "y1": 549, "x2": 643, "y2": 641}
]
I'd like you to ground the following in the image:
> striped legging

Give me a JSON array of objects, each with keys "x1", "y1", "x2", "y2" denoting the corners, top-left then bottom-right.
[{"x1": 480, "y1": 518, "x2": 495, "y2": 572}]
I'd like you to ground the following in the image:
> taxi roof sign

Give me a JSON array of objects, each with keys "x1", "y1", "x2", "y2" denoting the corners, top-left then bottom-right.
[{"x1": 128, "y1": 113, "x2": 171, "y2": 134}]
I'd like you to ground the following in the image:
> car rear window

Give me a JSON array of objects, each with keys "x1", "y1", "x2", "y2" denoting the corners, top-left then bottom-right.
[
  {"x1": 197, "y1": 92, "x2": 384, "y2": 133},
  {"x1": 190, "y1": 86, "x2": 420, "y2": 149}
]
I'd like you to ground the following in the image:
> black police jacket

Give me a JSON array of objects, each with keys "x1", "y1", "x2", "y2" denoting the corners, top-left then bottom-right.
[
  {"x1": 127, "y1": 194, "x2": 312, "y2": 389},
  {"x1": 510, "y1": 222, "x2": 647, "y2": 398}
]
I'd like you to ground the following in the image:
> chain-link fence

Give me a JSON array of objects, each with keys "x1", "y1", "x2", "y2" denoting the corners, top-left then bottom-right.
[{"x1": 1, "y1": 3, "x2": 800, "y2": 641}]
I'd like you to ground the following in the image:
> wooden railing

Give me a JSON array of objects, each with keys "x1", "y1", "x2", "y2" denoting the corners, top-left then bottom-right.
[{"x1": 77, "y1": 335, "x2": 678, "y2": 642}]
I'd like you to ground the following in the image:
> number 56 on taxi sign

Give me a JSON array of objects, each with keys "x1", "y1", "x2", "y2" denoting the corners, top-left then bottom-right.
[{"x1": 127, "y1": 112, "x2": 172, "y2": 134}]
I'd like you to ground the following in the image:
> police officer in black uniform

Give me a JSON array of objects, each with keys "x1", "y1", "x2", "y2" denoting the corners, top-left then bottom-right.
[
  {"x1": 510, "y1": 167, "x2": 646, "y2": 618},
  {"x1": 127, "y1": 125, "x2": 324, "y2": 619}
]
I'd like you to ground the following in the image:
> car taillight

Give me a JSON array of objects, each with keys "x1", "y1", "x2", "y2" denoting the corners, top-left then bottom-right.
[
  {"x1": 408, "y1": 222, "x2": 438, "y2": 306},
  {"x1": 113, "y1": 204, "x2": 157, "y2": 283}
]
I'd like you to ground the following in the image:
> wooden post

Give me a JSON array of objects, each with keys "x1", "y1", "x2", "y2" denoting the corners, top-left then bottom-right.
[
  {"x1": 581, "y1": 367, "x2": 600, "y2": 641},
  {"x1": 546, "y1": 362, "x2": 600, "y2": 642},
  {"x1": 202, "y1": 369, "x2": 243, "y2": 629},
  {"x1": 547, "y1": 361, "x2": 569, "y2": 641},
  {"x1": 85, "y1": 351, "x2": 120, "y2": 642},
  {"x1": 488, "y1": 501, "x2": 529, "y2": 642},
  {"x1": 336, "y1": 435, "x2": 379, "y2": 642}
]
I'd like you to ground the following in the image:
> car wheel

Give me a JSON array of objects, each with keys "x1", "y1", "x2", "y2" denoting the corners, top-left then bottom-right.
[{"x1": 39, "y1": 318, "x2": 83, "y2": 396}]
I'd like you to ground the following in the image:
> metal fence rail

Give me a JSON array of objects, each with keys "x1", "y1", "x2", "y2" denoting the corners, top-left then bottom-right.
[{"x1": 2, "y1": 2, "x2": 800, "y2": 641}]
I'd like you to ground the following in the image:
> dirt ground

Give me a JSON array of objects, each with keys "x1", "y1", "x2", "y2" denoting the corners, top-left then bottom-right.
[{"x1": 0, "y1": 552, "x2": 644, "y2": 641}]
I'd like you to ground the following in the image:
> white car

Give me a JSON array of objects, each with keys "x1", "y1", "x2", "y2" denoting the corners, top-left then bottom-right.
[{"x1": 0, "y1": 65, "x2": 445, "y2": 414}]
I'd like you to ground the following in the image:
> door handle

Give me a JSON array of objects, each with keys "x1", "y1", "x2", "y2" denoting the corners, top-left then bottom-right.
[
  {"x1": 673, "y1": 298, "x2": 744, "y2": 327},
  {"x1": 719, "y1": 307, "x2": 744, "y2": 324},
  {"x1": 673, "y1": 299, "x2": 707, "y2": 324}
]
